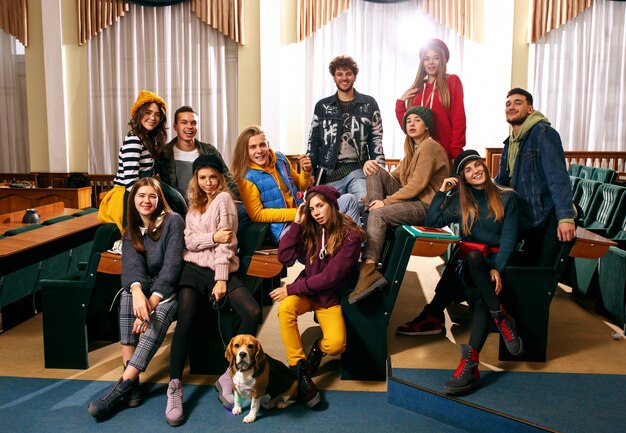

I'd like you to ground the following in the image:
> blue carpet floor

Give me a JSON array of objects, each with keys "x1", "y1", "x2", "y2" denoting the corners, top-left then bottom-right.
[
  {"x1": 392, "y1": 368, "x2": 626, "y2": 433},
  {"x1": 0, "y1": 376, "x2": 463, "y2": 433}
]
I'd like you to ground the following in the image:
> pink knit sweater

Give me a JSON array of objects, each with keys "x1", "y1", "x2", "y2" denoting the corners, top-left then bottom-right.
[{"x1": 183, "y1": 191, "x2": 239, "y2": 281}]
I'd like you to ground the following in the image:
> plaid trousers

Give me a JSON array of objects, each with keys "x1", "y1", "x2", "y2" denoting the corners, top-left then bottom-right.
[{"x1": 119, "y1": 290, "x2": 178, "y2": 372}]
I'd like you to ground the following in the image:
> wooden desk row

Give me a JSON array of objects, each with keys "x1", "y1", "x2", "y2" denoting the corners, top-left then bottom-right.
[
  {"x1": 0, "y1": 186, "x2": 92, "y2": 214},
  {"x1": 0, "y1": 212, "x2": 101, "y2": 274}
]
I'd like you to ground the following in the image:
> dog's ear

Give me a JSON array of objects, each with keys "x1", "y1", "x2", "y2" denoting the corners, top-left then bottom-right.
[
  {"x1": 254, "y1": 341, "x2": 266, "y2": 367},
  {"x1": 225, "y1": 337, "x2": 234, "y2": 363}
]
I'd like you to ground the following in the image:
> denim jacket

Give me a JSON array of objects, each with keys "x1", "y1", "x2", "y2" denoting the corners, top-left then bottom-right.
[
  {"x1": 494, "y1": 121, "x2": 574, "y2": 230},
  {"x1": 306, "y1": 90, "x2": 385, "y2": 174}
]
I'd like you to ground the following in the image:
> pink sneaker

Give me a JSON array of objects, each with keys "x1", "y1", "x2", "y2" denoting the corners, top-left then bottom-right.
[
  {"x1": 165, "y1": 379, "x2": 184, "y2": 426},
  {"x1": 214, "y1": 370, "x2": 234, "y2": 409}
]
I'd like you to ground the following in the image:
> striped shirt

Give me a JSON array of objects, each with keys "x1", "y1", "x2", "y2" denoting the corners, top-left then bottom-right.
[{"x1": 113, "y1": 134, "x2": 155, "y2": 189}]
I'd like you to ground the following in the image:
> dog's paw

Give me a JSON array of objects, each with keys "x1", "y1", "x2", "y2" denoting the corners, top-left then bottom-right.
[
  {"x1": 243, "y1": 414, "x2": 256, "y2": 423},
  {"x1": 231, "y1": 406, "x2": 242, "y2": 416}
]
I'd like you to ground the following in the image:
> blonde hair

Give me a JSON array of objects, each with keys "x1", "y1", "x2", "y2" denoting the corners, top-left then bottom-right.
[
  {"x1": 408, "y1": 44, "x2": 451, "y2": 109},
  {"x1": 231, "y1": 125, "x2": 265, "y2": 179},
  {"x1": 187, "y1": 166, "x2": 232, "y2": 215}
]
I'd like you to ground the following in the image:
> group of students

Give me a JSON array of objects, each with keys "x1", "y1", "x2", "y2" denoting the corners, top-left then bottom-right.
[{"x1": 89, "y1": 35, "x2": 577, "y2": 424}]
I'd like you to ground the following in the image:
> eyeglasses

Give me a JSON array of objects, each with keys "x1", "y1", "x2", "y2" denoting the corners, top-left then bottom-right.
[{"x1": 144, "y1": 110, "x2": 163, "y2": 120}]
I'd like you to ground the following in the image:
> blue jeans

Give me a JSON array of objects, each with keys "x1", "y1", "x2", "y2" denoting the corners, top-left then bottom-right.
[{"x1": 326, "y1": 169, "x2": 366, "y2": 225}]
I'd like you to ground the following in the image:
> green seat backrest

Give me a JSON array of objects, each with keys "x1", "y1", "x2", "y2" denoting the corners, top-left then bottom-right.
[
  {"x1": 573, "y1": 179, "x2": 602, "y2": 218},
  {"x1": 578, "y1": 166, "x2": 596, "y2": 180},
  {"x1": 591, "y1": 167, "x2": 617, "y2": 184},
  {"x1": 568, "y1": 163, "x2": 582, "y2": 176},
  {"x1": 570, "y1": 176, "x2": 580, "y2": 193},
  {"x1": 42, "y1": 215, "x2": 75, "y2": 226},
  {"x1": 583, "y1": 184, "x2": 625, "y2": 230},
  {"x1": 0, "y1": 262, "x2": 41, "y2": 307},
  {"x1": 2, "y1": 224, "x2": 44, "y2": 236},
  {"x1": 82, "y1": 224, "x2": 121, "y2": 278},
  {"x1": 607, "y1": 192, "x2": 626, "y2": 239}
]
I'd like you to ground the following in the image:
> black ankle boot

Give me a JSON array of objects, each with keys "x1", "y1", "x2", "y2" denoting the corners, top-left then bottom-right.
[
  {"x1": 123, "y1": 362, "x2": 142, "y2": 407},
  {"x1": 306, "y1": 339, "x2": 326, "y2": 376},
  {"x1": 87, "y1": 377, "x2": 134, "y2": 419},
  {"x1": 444, "y1": 344, "x2": 480, "y2": 395},
  {"x1": 290, "y1": 359, "x2": 320, "y2": 408},
  {"x1": 491, "y1": 305, "x2": 523, "y2": 356}
]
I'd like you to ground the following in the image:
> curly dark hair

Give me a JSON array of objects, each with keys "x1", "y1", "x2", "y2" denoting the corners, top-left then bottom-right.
[{"x1": 328, "y1": 55, "x2": 359, "y2": 76}]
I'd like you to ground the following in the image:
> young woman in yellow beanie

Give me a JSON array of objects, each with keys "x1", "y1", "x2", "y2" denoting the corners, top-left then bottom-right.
[{"x1": 98, "y1": 90, "x2": 186, "y2": 232}]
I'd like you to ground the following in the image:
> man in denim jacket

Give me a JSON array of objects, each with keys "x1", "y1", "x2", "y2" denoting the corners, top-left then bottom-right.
[
  {"x1": 494, "y1": 88, "x2": 576, "y2": 259},
  {"x1": 307, "y1": 56, "x2": 385, "y2": 213}
]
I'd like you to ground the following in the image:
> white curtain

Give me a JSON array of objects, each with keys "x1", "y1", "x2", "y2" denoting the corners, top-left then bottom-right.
[
  {"x1": 303, "y1": 0, "x2": 464, "y2": 159},
  {"x1": 0, "y1": 31, "x2": 29, "y2": 172},
  {"x1": 532, "y1": 0, "x2": 626, "y2": 152},
  {"x1": 87, "y1": 2, "x2": 237, "y2": 174}
]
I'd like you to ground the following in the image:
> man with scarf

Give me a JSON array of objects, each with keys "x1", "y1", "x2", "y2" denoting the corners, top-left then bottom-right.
[{"x1": 494, "y1": 88, "x2": 576, "y2": 261}]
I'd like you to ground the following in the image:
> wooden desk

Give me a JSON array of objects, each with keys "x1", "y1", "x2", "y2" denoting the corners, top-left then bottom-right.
[
  {"x1": 404, "y1": 226, "x2": 459, "y2": 257},
  {"x1": 0, "y1": 212, "x2": 101, "y2": 273},
  {"x1": 98, "y1": 251, "x2": 122, "y2": 274},
  {"x1": 246, "y1": 252, "x2": 283, "y2": 278},
  {"x1": 570, "y1": 227, "x2": 618, "y2": 259},
  {"x1": 0, "y1": 187, "x2": 92, "y2": 214}
]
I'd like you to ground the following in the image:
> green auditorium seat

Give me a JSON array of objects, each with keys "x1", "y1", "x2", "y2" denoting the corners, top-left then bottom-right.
[
  {"x1": 567, "y1": 184, "x2": 626, "y2": 297},
  {"x1": 498, "y1": 215, "x2": 575, "y2": 362},
  {"x1": 340, "y1": 225, "x2": 419, "y2": 380},
  {"x1": 578, "y1": 166, "x2": 596, "y2": 180},
  {"x1": 591, "y1": 167, "x2": 617, "y2": 184},
  {"x1": 40, "y1": 223, "x2": 121, "y2": 369},
  {"x1": 573, "y1": 179, "x2": 602, "y2": 219},
  {"x1": 568, "y1": 163, "x2": 582, "y2": 177},
  {"x1": 598, "y1": 246, "x2": 626, "y2": 334}
]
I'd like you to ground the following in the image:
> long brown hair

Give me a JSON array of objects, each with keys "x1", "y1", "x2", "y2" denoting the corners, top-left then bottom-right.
[
  {"x1": 187, "y1": 166, "x2": 232, "y2": 215},
  {"x1": 128, "y1": 102, "x2": 168, "y2": 159},
  {"x1": 408, "y1": 44, "x2": 451, "y2": 109},
  {"x1": 456, "y1": 160, "x2": 507, "y2": 236},
  {"x1": 231, "y1": 125, "x2": 265, "y2": 179},
  {"x1": 126, "y1": 177, "x2": 172, "y2": 254},
  {"x1": 300, "y1": 191, "x2": 365, "y2": 264}
]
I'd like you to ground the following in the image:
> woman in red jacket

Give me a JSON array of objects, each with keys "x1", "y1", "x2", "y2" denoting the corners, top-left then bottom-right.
[{"x1": 395, "y1": 38, "x2": 466, "y2": 160}]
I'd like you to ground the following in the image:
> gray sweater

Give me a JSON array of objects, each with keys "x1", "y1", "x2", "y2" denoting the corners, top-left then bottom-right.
[{"x1": 121, "y1": 212, "x2": 185, "y2": 300}]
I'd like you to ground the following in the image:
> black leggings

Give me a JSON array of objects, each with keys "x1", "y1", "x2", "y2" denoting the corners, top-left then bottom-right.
[
  {"x1": 463, "y1": 250, "x2": 502, "y2": 352},
  {"x1": 169, "y1": 285, "x2": 262, "y2": 380}
]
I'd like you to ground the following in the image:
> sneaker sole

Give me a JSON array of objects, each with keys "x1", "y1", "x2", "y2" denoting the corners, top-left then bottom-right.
[
  {"x1": 214, "y1": 380, "x2": 235, "y2": 410},
  {"x1": 165, "y1": 415, "x2": 185, "y2": 427},
  {"x1": 348, "y1": 277, "x2": 387, "y2": 304},
  {"x1": 444, "y1": 380, "x2": 480, "y2": 395},
  {"x1": 396, "y1": 328, "x2": 443, "y2": 336},
  {"x1": 304, "y1": 392, "x2": 321, "y2": 408}
]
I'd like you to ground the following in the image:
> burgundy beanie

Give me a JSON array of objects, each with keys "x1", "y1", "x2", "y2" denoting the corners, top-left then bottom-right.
[
  {"x1": 420, "y1": 38, "x2": 450, "y2": 62},
  {"x1": 307, "y1": 185, "x2": 341, "y2": 209}
]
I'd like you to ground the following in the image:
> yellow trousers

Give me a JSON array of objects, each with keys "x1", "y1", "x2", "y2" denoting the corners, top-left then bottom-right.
[{"x1": 277, "y1": 295, "x2": 346, "y2": 367}]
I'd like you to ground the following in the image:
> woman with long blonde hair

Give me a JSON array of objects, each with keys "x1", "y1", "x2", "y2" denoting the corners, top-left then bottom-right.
[
  {"x1": 395, "y1": 38, "x2": 466, "y2": 160},
  {"x1": 425, "y1": 149, "x2": 522, "y2": 395}
]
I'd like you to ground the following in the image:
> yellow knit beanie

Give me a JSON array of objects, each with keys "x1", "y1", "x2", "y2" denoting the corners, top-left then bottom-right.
[{"x1": 130, "y1": 90, "x2": 167, "y2": 119}]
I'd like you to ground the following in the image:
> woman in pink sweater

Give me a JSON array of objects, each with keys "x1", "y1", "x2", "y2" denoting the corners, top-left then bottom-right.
[{"x1": 165, "y1": 155, "x2": 261, "y2": 426}]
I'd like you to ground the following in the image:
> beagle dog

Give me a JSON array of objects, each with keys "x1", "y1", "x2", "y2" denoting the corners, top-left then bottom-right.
[{"x1": 225, "y1": 334, "x2": 298, "y2": 423}]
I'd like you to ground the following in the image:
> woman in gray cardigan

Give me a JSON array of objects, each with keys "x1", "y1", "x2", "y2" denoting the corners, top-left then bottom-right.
[{"x1": 88, "y1": 177, "x2": 185, "y2": 420}]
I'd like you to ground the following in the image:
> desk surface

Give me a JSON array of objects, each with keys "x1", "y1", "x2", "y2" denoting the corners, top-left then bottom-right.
[
  {"x1": 570, "y1": 227, "x2": 618, "y2": 259},
  {"x1": 0, "y1": 212, "x2": 100, "y2": 259}
]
